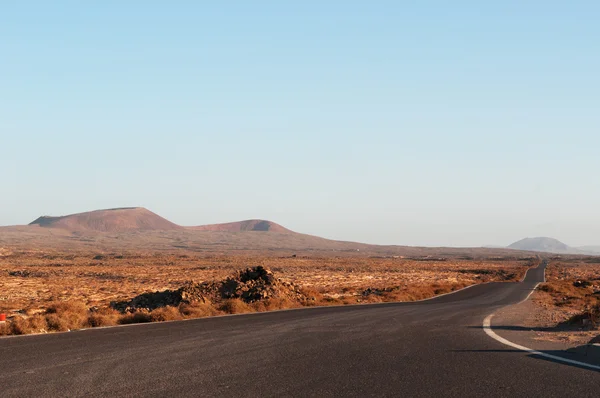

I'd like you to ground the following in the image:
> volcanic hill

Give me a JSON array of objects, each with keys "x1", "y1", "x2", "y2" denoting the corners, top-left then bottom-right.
[
  {"x1": 189, "y1": 220, "x2": 291, "y2": 233},
  {"x1": 29, "y1": 207, "x2": 182, "y2": 233},
  {"x1": 0, "y1": 206, "x2": 547, "y2": 257},
  {"x1": 507, "y1": 237, "x2": 571, "y2": 253}
]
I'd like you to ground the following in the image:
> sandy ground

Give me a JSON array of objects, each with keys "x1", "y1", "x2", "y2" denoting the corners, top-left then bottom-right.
[
  {"x1": 493, "y1": 294, "x2": 598, "y2": 350},
  {"x1": 0, "y1": 251, "x2": 533, "y2": 314},
  {"x1": 492, "y1": 257, "x2": 600, "y2": 352}
]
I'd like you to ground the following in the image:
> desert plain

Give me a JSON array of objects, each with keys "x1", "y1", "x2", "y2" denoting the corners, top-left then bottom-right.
[{"x1": 0, "y1": 207, "x2": 598, "y2": 341}]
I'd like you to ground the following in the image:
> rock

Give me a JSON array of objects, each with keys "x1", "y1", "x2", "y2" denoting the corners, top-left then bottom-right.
[
  {"x1": 573, "y1": 280, "x2": 592, "y2": 288},
  {"x1": 112, "y1": 266, "x2": 310, "y2": 313}
]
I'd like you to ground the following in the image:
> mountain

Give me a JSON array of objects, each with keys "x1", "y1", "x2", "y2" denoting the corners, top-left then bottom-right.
[
  {"x1": 29, "y1": 207, "x2": 182, "y2": 233},
  {"x1": 507, "y1": 237, "x2": 571, "y2": 253},
  {"x1": 189, "y1": 220, "x2": 291, "y2": 233},
  {"x1": 0, "y1": 207, "x2": 536, "y2": 257}
]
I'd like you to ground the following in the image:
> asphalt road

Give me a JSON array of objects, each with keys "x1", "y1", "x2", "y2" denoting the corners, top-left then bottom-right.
[{"x1": 1, "y1": 261, "x2": 598, "y2": 397}]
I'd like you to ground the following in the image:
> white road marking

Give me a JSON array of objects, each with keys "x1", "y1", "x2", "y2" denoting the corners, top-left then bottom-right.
[
  {"x1": 517, "y1": 283, "x2": 540, "y2": 305},
  {"x1": 483, "y1": 313, "x2": 600, "y2": 371},
  {"x1": 483, "y1": 262, "x2": 600, "y2": 371}
]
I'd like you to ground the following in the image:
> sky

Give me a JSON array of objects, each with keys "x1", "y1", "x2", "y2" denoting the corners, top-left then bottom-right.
[{"x1": 1, "y1": 1, "x2": 599, "y2": 247}]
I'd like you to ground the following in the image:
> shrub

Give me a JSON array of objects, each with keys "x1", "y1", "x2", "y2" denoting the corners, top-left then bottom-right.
[
  {"x1": 179, "y1": 302, "x2": 220, "y2": 318},
  {"x1": 219, "y1": 299, "x2": 253, "y2": 314},
  {"x1": 85, "y1": 308, "x2": 120, "y2": 328},
  {"x1": 45, "y1": 313, "x2": 71, "y2": 332},
  {"x1": 538, "y1": 284, "x2": 555, "y2": 293},
  {"x1": 149, "y1": 306, "x2": 183, "y2": 322},
  {"x1": 251, "y1": 297, "x2": 298, "y2": 312},
  {"x1": 44, "y1": 301, "x2": 89, "y2": 331},
  {"x1": 5, "y1": 316, "x2": 48, "y2": 335},
  {"x1": 0, "y1": 322, "x2": 10, "y2": 336},
  {"x1": 118, "y1": 312, "x2": 153, "y2": 324},
  {"x1": 299, "y1": 287, "x2": 323, "y2": 306},
  {"x1": 46, "y1": 301, "x2": 88, "y2": 316},
  {"x1": 86, "y1": 314, "x2": 117, "y2": 328}
]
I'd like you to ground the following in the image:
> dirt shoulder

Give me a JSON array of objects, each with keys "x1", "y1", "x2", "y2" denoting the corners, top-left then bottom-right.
[
  {"x1": 494, "y1": 257, "x2": 600, "y2": 348},
  {"x1": 490, "y1": 290, "x2": 600, "y2": 365},
  {"x1": 493, "y1": 292, "x2": 597, "y2": 350}
]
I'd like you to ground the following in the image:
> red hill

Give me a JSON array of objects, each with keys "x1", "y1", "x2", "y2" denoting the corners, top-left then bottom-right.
[
  {"x1": 29, "y1": 207, "x2": 182, "y2": 233},
  {"x1": 189, "y1": 219, "x2": 292, "y2": 233}
]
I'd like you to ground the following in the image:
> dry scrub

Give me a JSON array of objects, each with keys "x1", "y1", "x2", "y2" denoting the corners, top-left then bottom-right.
[
  {"x1": 0, "y1": 250, "x2": 536, "y2": 336},
  {"x1": 515, "y1": 257, "x2": 600, "y2": 347},
  {"x1": 533, "y1": 258, "x2": 600, "y2": 328}
]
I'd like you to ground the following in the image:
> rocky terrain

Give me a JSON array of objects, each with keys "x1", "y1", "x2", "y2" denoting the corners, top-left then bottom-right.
[
  {"x1": 111, "y1": 266, "x2": 309, "y2": 313},
  {"x1": 0, "y1": 250, "x2": 536, "y2": 335},
  {"x1": 521, "y1": 258, "x2": 600, "y2": 346}
]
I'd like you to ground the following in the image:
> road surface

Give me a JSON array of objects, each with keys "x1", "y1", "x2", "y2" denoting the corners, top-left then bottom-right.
[{"x1": 0, "y1": 261, "x2": 598, "y2": 397}]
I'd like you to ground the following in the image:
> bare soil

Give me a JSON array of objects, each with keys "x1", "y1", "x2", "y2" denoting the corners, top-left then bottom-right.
[
  {"x1": 0, "y1": 249, "x2": 536, "y2": 335},
  {"x1": 505, "y1": 257, "x2": 600, "y2": 347}
]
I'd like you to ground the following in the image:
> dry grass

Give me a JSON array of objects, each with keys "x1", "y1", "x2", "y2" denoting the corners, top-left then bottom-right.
[
  {"x1": 0, "y1": 250, "x2": 537, "y2": 335},
  {"x1": 218, "y1": 299, "x2": 254, "y2": 315},
  {"x1": 533, "y1": 257, "x2": 600, "y2": 329},
  {"x1": 179, "y1": 302, "x2": 220, "y2": 318},
  {"x1": 507, "y1": 257, "x2": 600, "y2": 346},
  {"x1": 118, "y1": 312, "x2": 154, "y2": 325},
  {"x1": 0, "y1": 301, "x2": 121, "y2": 335}
]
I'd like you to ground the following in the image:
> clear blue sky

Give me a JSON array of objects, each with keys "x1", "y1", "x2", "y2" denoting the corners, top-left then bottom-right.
[{"x1": 1, "y1": 1, "x2": 599, "y2": 247}]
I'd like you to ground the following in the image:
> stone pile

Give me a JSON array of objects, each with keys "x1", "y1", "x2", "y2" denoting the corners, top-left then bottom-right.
[{"x1": 111, "y1": 266, "x2": 308, "y2": 313}]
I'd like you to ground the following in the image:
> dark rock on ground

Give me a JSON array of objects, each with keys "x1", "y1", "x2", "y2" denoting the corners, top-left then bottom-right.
[{"x1": 111, "y1": 266, "x2": 308, "y2": 313}]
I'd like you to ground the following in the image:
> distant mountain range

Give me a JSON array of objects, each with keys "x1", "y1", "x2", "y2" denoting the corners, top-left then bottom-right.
[
  {"x1": 28, "y1": 207, "x2": 285, "y2": 234},
  {"x1": 507, "y1": 237, "x2": 600, "y2": 255},
  {"x1": 0, "y1": 207, "x2": 548, "y2": 258},
  {"x1": 3, "y1": 207, "x2": 597, "y2": 256}
]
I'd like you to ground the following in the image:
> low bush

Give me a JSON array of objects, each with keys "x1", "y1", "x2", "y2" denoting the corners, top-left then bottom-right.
[
  {"x1": 263, "y1": 297, "x2": 299, "y2": 311},
  {"x1": 45, "y1": 301, "x2": 89, "y2": 331},
  {"x1": 148, "y1": 306, "x2": 183, "y2": 322},
  {"x1": 219, "y1": 299, "x2": 254, "y2": 314},
  {"x1": 86, "y1": 307, "x2": 120, "y2": 327},
  {"x1": 298, "y1": 287, "x2": 323, "y2": 306},
  {"x1": 3, "y1": 316, "x2": 48, "y2": 335},
  {"x1": 178, "y1": 302, "x2": 220, "y2": 318},
  {"x1": 118, "y1": 312, "x2": 153, "y2": 324}
]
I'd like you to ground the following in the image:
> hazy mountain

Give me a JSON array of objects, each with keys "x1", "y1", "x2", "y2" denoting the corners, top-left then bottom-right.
[
  {"x1": 0, "y1": 207, "x2": 541, "y2": 258},
  {"x1": 20, "y1": 208, "x2": 600, "y2": 257},
  {"x1": 189, "y1": 220, "x2": 291, "y2": 233},
  {"x1": 507, "y1": 237, "x2": 571, "y2": 253}
]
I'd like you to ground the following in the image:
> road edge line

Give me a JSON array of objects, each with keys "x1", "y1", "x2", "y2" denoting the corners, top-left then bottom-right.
[
  {"x1": 483, "y1": 263, "x2": 600, "y2": 371},
  {"x1": 483, "y1": 313, "x2": 600, "y2": 371}
]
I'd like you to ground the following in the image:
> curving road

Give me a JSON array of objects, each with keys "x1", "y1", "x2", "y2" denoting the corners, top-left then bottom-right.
[{"x1": 0, "y1": 261, "x2": 598, "y2": 397}]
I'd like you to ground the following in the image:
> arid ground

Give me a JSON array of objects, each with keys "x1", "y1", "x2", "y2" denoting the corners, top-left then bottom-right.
[
  {"x1": 521, "y1": 256, "x2": 600, "y2": 345},
  {"x1": 1, "y1": 208, "x2": 596, "y2": 340},
  {"x1": 0, "y1": 248, "x2": 536, "y2": 335}
]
